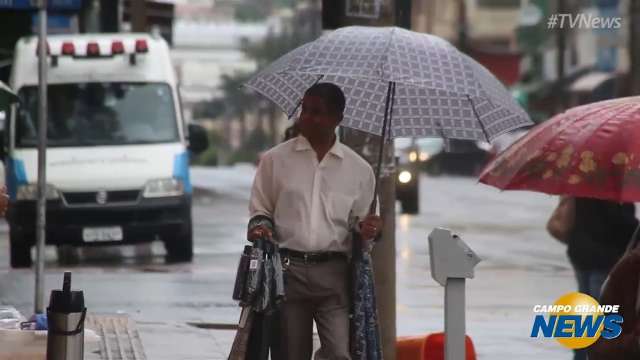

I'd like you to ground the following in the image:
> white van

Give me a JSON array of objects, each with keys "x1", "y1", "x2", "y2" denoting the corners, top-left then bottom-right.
[{"x1": 5, "y1": 33, "x2": 208, "y2": 267}]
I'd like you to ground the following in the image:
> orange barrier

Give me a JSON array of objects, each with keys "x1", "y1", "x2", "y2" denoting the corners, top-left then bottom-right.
[{"x1": 396, "y1": 332, "x2": 476, "y2": 360}]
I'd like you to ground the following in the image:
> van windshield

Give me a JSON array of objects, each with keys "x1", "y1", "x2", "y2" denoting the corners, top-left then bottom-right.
[{"x1": 16, "y1": 82, "x2": 180, "y2": 147}]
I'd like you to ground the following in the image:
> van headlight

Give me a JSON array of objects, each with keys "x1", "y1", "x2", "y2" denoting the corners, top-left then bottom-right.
[
  {"x1": 398, "y1": 171, "x2": 412, "y2": 184},
  {"x1": 17, "y1": 184, "x2": 60, "y2": 200},
  {"x1": 419, "y1": 151, "x2": 430, "y2": 162},
  {"x1": 143, "y1": 178, "x2": 184, "y2": 198}
]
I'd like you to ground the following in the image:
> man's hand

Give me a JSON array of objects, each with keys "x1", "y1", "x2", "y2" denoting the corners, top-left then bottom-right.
[
  {"x1": 359, "y1": 214, "x2": 382, "y2": 240},
  {"x1": 247, "y1": 225, "x2": 273, "y2": 242}
]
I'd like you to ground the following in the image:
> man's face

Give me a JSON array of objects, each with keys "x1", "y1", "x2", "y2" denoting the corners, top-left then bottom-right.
[{"x1": 297, "y1": 95, "x2": 342, "y2": 143}]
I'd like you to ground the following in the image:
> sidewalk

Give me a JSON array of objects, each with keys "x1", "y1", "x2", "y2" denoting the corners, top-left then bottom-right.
[{"x1": 137, "y1": 322, "x2": 235, "y2": 360}]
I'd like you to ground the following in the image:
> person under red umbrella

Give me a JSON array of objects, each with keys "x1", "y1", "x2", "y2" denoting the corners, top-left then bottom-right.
[
  {"x1": 565, "y1": 198, "x2": 638, "y2": 360},
  {"x1": 479, "y1": 96, "x2": 640, "y2": 359}
]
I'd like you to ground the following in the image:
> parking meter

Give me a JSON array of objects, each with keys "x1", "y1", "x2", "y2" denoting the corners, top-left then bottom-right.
[{"x1": 429, "y1": 228, "x2": 481, "y2": 360}]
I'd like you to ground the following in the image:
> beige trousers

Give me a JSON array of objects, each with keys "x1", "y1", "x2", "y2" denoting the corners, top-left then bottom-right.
[{"x1": 277, "y1": 256, "x2": 351, "y2": 360}]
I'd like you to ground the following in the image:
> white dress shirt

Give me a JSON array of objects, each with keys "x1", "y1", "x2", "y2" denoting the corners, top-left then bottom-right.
[{"x1": 249, "y1": 135, "x2": 375, "y2": 253}]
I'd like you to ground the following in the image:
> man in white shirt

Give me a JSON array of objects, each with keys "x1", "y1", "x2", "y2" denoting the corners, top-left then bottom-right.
[{"x1": 248, "y1": 82, "x2": 382, "y2": 359}]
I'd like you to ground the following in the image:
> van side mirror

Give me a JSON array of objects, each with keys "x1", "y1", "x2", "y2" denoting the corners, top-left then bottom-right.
[{"x1": 187, "y1": 123, "x2": 208, "y2": 155}]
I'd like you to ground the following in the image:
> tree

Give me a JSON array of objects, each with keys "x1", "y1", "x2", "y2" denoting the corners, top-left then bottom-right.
[
  {"x1": 192, "y1": 99, "x2": 226, "y2": 120},
  {"x1": 240, "y1": 3, "x2": 322, "y2": 144},
  {"x1": 220, "y1": 72, "x2": 255, "y2": 147},
  {"x1": 219, "y1": 1, "x2": 321, "y2": 157}
]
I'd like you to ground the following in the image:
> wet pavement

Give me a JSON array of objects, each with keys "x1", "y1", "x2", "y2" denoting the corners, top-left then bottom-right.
[{"x1": 0, "y1": 165, "x2": 577, "y2": 359}]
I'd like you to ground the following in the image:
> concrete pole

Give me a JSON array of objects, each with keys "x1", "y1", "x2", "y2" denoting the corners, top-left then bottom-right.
[
  {"x1": 457, "y1": 0, "x2": 468, "y2": 53},
  {"x1": 131, "y1": 0, "x2": 147, "y2": 32},
  {"x1": 35, "y1": 0, "x2": 48, "y2": 314},
  {"x1": 322, "y1": 0, "x2": 400, "y2": 357},
  {"x1": 372, "y1": 172, "x2": 397, "y2": 360},
  {"x1": 556, "y1": 0, "x2": 567, "y2": 111},
  {"x1": 341, "y1": 130, "x2": 397, "y2": 360}
]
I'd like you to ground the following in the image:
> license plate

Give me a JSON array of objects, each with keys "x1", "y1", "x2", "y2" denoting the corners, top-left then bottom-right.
[{"x1": 82, "y1": 227, "x2": 123, "y2": 242}]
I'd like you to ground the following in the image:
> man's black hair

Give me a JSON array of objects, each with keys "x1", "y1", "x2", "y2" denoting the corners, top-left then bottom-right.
[{"x1": 304, "y1": 82, "x2": 346, "y2": 115}]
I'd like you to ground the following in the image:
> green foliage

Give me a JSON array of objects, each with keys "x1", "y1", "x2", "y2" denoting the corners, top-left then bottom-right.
[
  {"x1": 275, "y1": 0, "x2": 295, "y2": 8},
  {"x1": 234, "y1": 0, "x2": 296, "y2": 23},
  {"x1": 195, "y1": 147, "x2": 219, "y2": 166},
  {"x1": 229, "y1": 148, "x2": 258, "y2": 164},
  {"x1": 192, "y1": 129, "x2": 225, "y2": 166},
  {"x1": 220, "y1": 72, "x2": 255, "y2": 115},
  {"x1": 234, "y1": 3, "x2": 269, "y2": 22},
  {"x1": 192, "y1": 99, "x2": 226, "y2": 120},
  {"x1": 244, "y1": 127, "x2": 270, "y2": 152},
  {"x1": 220, "y1": 1, "x2": 320, "y2": 159},
  {"x1": 229, "y1": 127, "x2": 270, "y2": 164}
]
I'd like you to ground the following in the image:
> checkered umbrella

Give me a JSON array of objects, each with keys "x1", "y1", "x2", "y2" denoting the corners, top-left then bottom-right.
[{"x1": 245, "y1": 26, "x2": 532, "y2": 142}]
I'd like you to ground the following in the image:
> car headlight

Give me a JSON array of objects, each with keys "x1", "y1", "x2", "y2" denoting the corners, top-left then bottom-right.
[
  {"x1": 143, "y1": 178, "x2": 184, "y2": 198},
  {"x1": 419, "y1": 151, "x2": 430, "y2": 162},
  {"x1": 398, "y1": 171, "x2": 412, "y2": 184},
  {"x1": 17, "y1": 184, "x2": 60, "y2": 200},
  {"x1": 409, "y1": 151, "x2": 418, "y2": 163}
]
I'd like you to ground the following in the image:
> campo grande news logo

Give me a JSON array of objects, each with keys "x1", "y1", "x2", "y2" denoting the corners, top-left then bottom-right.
[{"x1": 530, "y1": 292, "x2": 623, "y2": 349}]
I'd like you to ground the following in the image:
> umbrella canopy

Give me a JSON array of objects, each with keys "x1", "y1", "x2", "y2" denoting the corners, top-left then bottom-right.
[
  {"x1": 479, "y1": 96, "x2": 640, "y2": 202},
  {"x1": 245, "y1": 26, "x2": 531, "y2": 141}
]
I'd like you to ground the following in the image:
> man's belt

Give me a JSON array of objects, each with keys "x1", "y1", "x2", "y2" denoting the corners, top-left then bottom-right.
[{"x1": 280, "y1": 249, "x2": 346, "y2": 264}]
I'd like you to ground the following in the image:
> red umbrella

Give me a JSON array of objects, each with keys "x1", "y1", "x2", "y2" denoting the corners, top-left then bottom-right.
[{"x1": 479, "y1": 96, "x2": 640, "y2": 202}]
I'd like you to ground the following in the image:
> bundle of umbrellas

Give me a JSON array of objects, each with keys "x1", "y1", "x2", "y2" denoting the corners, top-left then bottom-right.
[{"x1": 229, "y1": 238, "x2": 285, "y2": 360}]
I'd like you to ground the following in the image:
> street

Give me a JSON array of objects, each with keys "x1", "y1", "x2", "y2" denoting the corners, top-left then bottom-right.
[{"x1": 0, "y1": 166, "x2": 576, "y2": 359}]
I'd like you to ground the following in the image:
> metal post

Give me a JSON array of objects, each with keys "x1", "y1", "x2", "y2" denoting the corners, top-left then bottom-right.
[
  {"x1": 444, "y1": 278, "x2": 466, "y2": 360},
  {"x1": 429, "y1": 228, "x2": 480, "y2": 360},
  {"x1": 372, "y1": 173, "x2": 396, "y2": 360},
  {"x1": 131, "y1": 0, "x2": 147, "y2": 32},
  {"x1": 35, "y1": 0, "x2": 48, "y2": 314},
  {"x1": 556, "y1": 0, "x2": 567, "y2": 110}
]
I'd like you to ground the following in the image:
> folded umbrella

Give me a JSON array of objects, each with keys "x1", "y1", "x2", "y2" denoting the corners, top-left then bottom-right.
[{"x1": 350, "y1": 232, "x2": 383, "y2": 360}]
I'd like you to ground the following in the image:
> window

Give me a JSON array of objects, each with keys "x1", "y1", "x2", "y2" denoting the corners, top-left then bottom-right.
[{"x1": 16, "y1": 82, "x2": 179, "y2": 147}]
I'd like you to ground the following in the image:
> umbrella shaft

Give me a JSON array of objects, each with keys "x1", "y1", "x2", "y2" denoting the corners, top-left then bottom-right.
[{"x1": 371, "y1": 82, "x2": 395, "y2": 214}]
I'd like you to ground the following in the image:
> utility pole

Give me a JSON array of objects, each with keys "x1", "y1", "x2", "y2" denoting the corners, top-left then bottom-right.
[
  {"x1": 100, "y1": 0, "x2": 120, "y2": 32},
  {"x1": 131, "y1": 0, "x2": 147, "y2": 32},
  {"x1": 35, "y1": 0, "x2": 48, "y2": 314},
  {"x1": 630, "y1": 0, "x2": 640, "y2": 95},
  {"x1": 457, "y1": 0, "x2": 468, "y2": 53},
  {"x1": 372, "y1": 154, "x2": 397, "y2": 360},
  {"x1": 324, "y1": 0, "x2": 403, "y2": 358},
  {"x1": 556, "y1": 0, "x2": 567, "y2": 110}
]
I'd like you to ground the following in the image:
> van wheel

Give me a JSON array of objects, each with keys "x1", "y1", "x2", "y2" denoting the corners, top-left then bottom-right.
[
  {"x1": 165, "y1": 224, "x2": 193, "y2": 263},
  {"x1": 10, "y1": 228, "x2": 32, "y2": 268}
]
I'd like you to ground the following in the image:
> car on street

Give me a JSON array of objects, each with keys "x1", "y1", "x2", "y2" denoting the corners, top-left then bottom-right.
[{"x1": 394, "y1": 137, "x2": 444, "y2": 214}]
